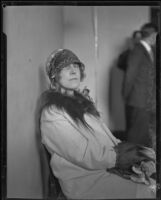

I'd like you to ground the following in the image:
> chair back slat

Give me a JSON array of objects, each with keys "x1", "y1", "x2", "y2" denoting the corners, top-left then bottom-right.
[{"x1": 40, "y1": 144, "x2": 62, "y2": 199}]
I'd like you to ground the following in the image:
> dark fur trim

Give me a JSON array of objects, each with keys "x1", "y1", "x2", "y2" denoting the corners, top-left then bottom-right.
[{"x1": 38, "y1": 89, "x2": 100, "y2": 128}]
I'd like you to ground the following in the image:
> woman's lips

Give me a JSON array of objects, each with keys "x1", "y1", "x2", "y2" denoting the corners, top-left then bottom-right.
[{"x1": 70, "y1": 78, "x2": 78, "y2": 80}]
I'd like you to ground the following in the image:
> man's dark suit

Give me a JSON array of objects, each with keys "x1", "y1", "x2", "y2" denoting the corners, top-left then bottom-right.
[{"x1": 123, "y1": 42, "x2": 156, "y2": 149}]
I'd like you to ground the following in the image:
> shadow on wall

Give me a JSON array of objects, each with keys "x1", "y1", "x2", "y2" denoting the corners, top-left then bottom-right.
[
  {"x1": 108, "y1": 58, "x2": 127, "y2": 141},
  {"x1": 34, "y1": 65, "x2": 49, "y2": 198},
  {"x1": 106, "y1": 38, "x2": 133, "y2": 141},
  {"x1": 38, "y1": 64, "x2": 49, "y2": 93}
]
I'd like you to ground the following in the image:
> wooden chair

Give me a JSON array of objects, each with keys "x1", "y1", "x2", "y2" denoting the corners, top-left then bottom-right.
[{"x1": 40, "y1": 144, "x2": 66, "y2": 200}]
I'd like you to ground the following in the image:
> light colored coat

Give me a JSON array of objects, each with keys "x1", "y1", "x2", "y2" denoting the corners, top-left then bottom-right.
[{"x1": 40, "y1": 105, "x2": 155, "y2": 199}]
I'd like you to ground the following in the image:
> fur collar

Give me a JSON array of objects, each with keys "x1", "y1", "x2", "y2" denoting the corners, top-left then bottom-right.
[{"x1": 38, "y1": 89, "x2": 100, "y2": 127}]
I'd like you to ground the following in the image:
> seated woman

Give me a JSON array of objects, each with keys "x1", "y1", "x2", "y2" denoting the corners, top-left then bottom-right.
[{"x1": 38, "y1": 49, "x2": 156, "y2": 199}]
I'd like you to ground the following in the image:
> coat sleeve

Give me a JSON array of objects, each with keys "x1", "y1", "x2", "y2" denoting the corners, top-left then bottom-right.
[
  {"x1": 40, "y1": 106, "x2": 117, "y2": 170},
  {"x1": 122, "y1": 46, "x2": 142, "y2": 99}
]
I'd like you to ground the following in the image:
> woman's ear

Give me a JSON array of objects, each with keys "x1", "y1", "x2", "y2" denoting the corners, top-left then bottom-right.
[
  {"x1": 50, "y1": 78, "x2": 57, "y2": 90},
  {"x1": 80, "y1": 72, "x2": 86, "y2": 82}
]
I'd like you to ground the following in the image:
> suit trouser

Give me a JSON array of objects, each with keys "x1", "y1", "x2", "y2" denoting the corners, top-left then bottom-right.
[{"x1": 125, "y1": 105, "x2": 156, "y2": 149}]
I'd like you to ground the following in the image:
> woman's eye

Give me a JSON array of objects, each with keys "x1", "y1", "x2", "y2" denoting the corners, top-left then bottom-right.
[
  {"x1": 65, "y1": 64, "x2": 79, "y2": 70},
  {"x1": 66, "y1": 66, "x2": 70, "y2": 69},
  {"x1": 65, "y1": 65, "x2": 71, "y2": 70},
  {"x1": 73, "y1": 64, "x2": 79, "y2": 68}
]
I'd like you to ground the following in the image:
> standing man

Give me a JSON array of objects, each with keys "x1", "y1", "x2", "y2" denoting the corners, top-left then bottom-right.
[
  {"x1": 117, "y1": 30, "x2": 142, "y2": 72},
  {"x1": 123, "y1": 23, "x2": 158, "y2": 150}
]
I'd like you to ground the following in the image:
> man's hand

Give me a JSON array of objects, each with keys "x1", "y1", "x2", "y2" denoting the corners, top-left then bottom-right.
[{"x1": 114, "y1": 142, "x2": 156, "y2": 170}]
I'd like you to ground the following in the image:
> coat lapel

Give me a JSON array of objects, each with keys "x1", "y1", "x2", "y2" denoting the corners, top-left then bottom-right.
[{"x1": 139, "y1": 43, "x2": 154, "y2": 64}]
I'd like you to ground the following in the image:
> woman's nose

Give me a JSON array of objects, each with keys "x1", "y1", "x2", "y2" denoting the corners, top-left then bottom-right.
[{"x1": 70, "y1": 66, "x2": 76, "y2": 73}]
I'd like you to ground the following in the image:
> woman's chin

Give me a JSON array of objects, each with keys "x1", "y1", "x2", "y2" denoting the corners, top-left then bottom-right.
[{"x1": 69, "y1": 84, "x2": 80, "y2": 90}]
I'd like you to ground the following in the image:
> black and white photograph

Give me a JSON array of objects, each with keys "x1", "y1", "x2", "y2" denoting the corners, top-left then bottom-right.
[{"x1": 1, "y1": 1, "x2": 161, "y2": 199}]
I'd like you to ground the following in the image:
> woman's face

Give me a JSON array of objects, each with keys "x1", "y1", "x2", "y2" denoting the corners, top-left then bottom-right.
[{"x1": 57, "y1": 63, "x2": 81, "y2": 91}]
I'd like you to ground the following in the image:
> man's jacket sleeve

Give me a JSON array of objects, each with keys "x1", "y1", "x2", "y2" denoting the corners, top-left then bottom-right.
[{"x1": 122, "y1": 47, "x2": 142, "y2": 100}]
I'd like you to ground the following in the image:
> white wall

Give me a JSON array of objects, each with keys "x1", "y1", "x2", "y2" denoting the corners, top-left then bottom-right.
[
  {"x1": 3, "y1": 5, "x2": 149, "y2": 198},
  {"x1": 3, "y1": 6, "x2": 63, "y2": 198},
  {"x1": 63, "y1": 6, "x2": 97, "y2": 101},
  {"x1": 63, "y1": 6, "x2": 149, "y2": 130}
]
